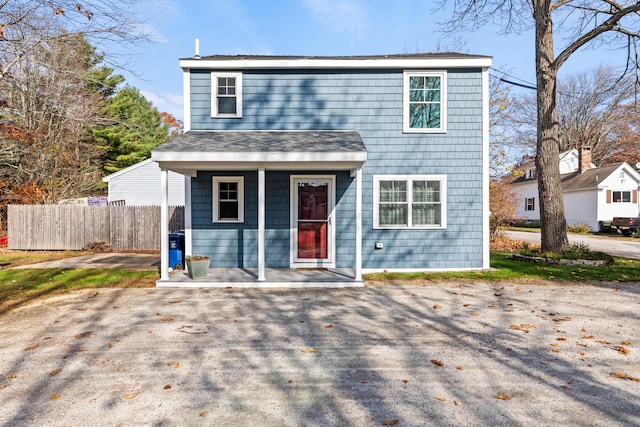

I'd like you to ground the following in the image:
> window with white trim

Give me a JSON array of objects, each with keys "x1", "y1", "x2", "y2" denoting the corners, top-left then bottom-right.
[
  {"x1": 403, "y1": 71, "x2": 446, "y2": 133},
  {"x1": 525, "y1": 197, "x2": 535, "y2": 211},
  {"x1": 374, "y1": 175, "x2": 446, "y2": 228},
  {"x1": 211, "y1": 72, "x2": 242, "y2": 117},
  {"x1": 612, "y1": 191, "x2": 631, "y2": 203},
  {"x1": 213, "y1": 176, "x2": 244, "y2": 223}
]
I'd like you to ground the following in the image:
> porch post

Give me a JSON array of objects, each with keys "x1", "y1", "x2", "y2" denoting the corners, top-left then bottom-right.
[
  {"x1": 184, "y1": 176, "x2": 192, "y2": 256},
  {"x1": 257, "y1": 168, "x2": 266, "y2": 281},
  {"x1": 355, "y1": 167, "x2": 363, "y2": 280},
  {"x1": 160, "y1": 168, "x2": 169, "y2": 280}
]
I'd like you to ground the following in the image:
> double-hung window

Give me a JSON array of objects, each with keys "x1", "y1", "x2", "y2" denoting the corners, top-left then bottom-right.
[
  {"x1": 612, "y1": 191, "x2": 631, "y2": 203},
  {"x1": 213, "y1": 177, "x2": 244, "y2": 223},
  {"x1": 211, "y1": 72, "x2": 242, "y2": 117},
  {"x1": 403, "y1": 71, "x2": 446, "y2": 133},
  {"x1": 525, "y1": 197, "x2": 535, "y2": 211},
  {"x1": 374, "y1": 175, "x2": 446, "y2": 229}
]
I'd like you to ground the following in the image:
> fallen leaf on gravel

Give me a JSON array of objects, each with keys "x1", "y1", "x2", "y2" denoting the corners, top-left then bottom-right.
[
  {"x1": 610, "y1": 372, "x2": 640, "y2": 382},
  {"x1": 456, "y1": 366, "x2": 465, "y2": 371},
  {"x1": 301, "y1": 348, "x2": 318, "y2": 353},
  {"x1": 167, "y1": 361, "x2": 174, "y2": 366},
  {"x1": 454, "y1": 400, "x2": 462, "y2": 406},
  {"x1": 540, "y1": 361, "x2": 549, "y2": 365},
  {"x1": 49, "y1": 369, "x2": 62, "y2": 376},
  {"x1": 435, "y1": 396, "x2": 447, "y2": 401},
  {"x1": 622, "y1": 341, "x2": 632, "y2": 345},
  {"x1": 170, "y1": 300, "x2": 182, "y2": 304},
  {"x1": 0, "y1": 384, "x2": 5, "y2": 389},
  {"x1": 552, "y1": 316, "x2": 572, "y2": 322},
  {"x1": 163, "y1": 384, "x2": 172, "y2": 390},
  {"x1": 471, "y1": 312, "x2": 479, "y2": 317},
  {"x1": 107, "y1": 343, "x2": 113, "y2": 349},
  {"x1": 495, "y1": 393, "x2": 512, "y2": 400},
  {"x1": 382, "y1": 420, "x2": 399, "y2": 426},
  {"x1": 161, "y1": 317, "x2": 174, "y2": 322},
  {"x1": 582, "y1": 335, "x2": 594, "y2": 339},
  {"x1": 510, "y1": 324, "x2": 535, "y2": 333},
  {"x1": 174, "y1": 363, "x2": 182, "y2": 368},
  {"x1": 596, "y1": 340, "x2": 611, "y2": 345},
  {"x1": 199, "y1": 412, "x2": 206, "y2": 417},
  {"x1": 411, "y1": 293, "x2": 417, "y2": 297},
  {"x1": 74, "y1": 332, "x2": 92, "y2": 339},
  {"x1": 433, "y1": 304, "x2": 442, "y2": 309},
  {"x1": 576, "y1": 343, "x2": 587, "y2": 347},
  {"x1": 557, "y1": 337, "x2": 567, "y2": 341},
  {"x1": 124, "y1": 392, "x2": 138, "y2": 399},
  {"x1": 88, "y1": 291, "x2": 98, "y2": 298},
  {"x1": 325, "y1": 324, "x2": 333, "y2": 329},
  {"x1": 49, "y1": 394, "x2": 60, "y2": 400},
  {"x1": 431, "y1": 359, "x2": 444, "y2": 367},
  {"x1": 550, "y1": 343, "x2": 560, "y2": 347},
  {"x1": 24, "y1": 344, "x2": 39, "y2": 351},
  {"x1": 78, "y1": 307, "x2": 87, "y2": 311},
  {"x1": 613, "y1": 345, "x2": 630, "y2": 355},
  {"x1": 8, "y1": 374, "x2": 16, "y2": 379},
  {"x1": 403, "y1": 379, "x2": 409, "y2": 384}
]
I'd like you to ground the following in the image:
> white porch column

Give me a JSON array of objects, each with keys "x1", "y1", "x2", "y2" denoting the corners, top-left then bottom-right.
[
  {"x1": 257, "y1": 168, "x2": 266, "y2": 281},
  {"x1": 184, "y1": 176, "x2": 192, "y2": 256},
  {"x1": 160, "y1": 168, "x2": 169, "y2": 280},
  {"x1": 355, "y1": 167, "x2": 363, "y2": 280}
]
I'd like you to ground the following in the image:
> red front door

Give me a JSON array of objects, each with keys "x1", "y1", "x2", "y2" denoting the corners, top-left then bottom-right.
[{"x1": 293, "y1": 177, "x2": 333, "y2": 265}]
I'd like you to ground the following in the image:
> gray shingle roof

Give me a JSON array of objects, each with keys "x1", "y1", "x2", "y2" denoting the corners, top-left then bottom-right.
[
  {"x1": 152, "y1": 130, "x2": 366, "y2": 154},
  {"x1": 560, "y1": 163, "x2": 623, "y2": 191},
  {"x1": 510, "y1": 162, "x2": 624, "y2": 190}
]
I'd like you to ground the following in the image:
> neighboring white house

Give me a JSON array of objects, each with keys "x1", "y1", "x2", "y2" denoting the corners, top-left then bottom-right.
[
  {"x1": 102, "y1": 159, "x2": 185, "y2": 205},
  {"x1": 509, "y1": 147, "x2": 640, "y2": 231}
]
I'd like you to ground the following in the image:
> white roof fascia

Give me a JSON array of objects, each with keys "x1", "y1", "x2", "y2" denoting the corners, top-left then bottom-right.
[
  {"x1": 102, "y1": 158, "x2": 153, "y2": 182},
  {"x1": 180, "y1": 57, "x2": 492, "y2": 70}
]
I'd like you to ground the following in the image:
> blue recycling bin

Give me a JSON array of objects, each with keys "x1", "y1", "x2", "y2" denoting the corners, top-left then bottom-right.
[{"x1": 168, "y1": 233, "x2": 185, "y2": 269}]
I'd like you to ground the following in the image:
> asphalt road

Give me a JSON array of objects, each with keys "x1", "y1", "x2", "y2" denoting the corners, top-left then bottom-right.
[{"x1": 507, "y1": 230, "x2": 640, "y2": 260}]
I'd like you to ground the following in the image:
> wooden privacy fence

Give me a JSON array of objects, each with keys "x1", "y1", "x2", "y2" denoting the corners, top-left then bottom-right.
[{"x1": 8, "y1": 205, "x2": 184, "y2": 251}]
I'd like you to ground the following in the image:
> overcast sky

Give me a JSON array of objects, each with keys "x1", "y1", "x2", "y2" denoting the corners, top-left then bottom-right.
[{"x1": 112, "y1": 0, "x2": 627, "y2": 121}]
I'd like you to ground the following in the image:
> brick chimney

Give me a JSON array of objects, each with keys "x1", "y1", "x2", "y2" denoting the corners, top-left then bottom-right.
[{"x1": 578, "y1": 146, "x2": 591, "y2": 174}]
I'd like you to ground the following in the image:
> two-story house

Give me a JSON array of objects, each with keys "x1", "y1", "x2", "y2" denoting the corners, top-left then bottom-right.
[{"x1": 151, "y1": 53, "x2": 492, "y2": 287}]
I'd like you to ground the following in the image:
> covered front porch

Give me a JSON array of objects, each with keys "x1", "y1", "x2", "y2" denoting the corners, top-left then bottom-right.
[{"x1": 151, "y1": 130, "x2": 367, "y2": 288}]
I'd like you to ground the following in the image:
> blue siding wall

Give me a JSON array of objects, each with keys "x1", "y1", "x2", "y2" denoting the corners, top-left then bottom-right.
[
  {"x1": 191, "y1": 170, "x2": 355, "y2": 268},
  {"x1": 190, "y1": 68, "x2": 485, "y2": 270}
]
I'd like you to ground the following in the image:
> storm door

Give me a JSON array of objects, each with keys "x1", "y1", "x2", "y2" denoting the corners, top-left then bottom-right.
[{"x1": 291, "y1": 176, "x2": 335, "y2": 267}]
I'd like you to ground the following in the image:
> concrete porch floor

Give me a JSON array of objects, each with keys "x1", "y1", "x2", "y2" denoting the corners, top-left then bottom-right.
[{"x1": 157, "y1": 267, "x2": 362, "y2": 288}]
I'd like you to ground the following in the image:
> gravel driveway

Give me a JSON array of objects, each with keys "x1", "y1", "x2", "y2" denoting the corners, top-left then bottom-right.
[{"x1": 1, "y1": 282, "x2": 639, "y2": 426}]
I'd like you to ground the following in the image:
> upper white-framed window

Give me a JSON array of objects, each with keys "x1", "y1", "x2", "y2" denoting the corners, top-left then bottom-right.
[
  {"x1": 526, "y1": 168, "x2": 536, "y2": 179},
  {"x1": 373, "y1": 175, "x2": 446, "y2": 229},
  {"x1": 211, "y1": 72, "x2": 242, "y2": 118},
  {"x1": 212, "y1": 176, "x2": 244, "y2": 223},
  {"x1": 525, "y1": 197, "x2": 535, "y2": 211},
  {"x1": 403, "y1": 70, "x2": 447, "y2": 133}
]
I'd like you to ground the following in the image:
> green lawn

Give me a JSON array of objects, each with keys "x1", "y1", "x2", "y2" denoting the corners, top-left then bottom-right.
[{"x1": 365, "y1": 252, "x2": 640, "y2": 283}]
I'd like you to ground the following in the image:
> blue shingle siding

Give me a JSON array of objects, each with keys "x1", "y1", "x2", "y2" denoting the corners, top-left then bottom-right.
[
  {"x1": 189, "y1": 67, "x2": 485, "y2": 270},
  {"x1": 190, "y1": 170, "x2": 356, "y2": 268}
]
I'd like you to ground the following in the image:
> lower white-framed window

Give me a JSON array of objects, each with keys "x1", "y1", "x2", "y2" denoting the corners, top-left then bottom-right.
[
  {"x1": 525, "y1": 197, "x2": 535, "y2": 211},
  {"x1": 612, "y1": 191, "x2": 631, "y2": 203},
  {"x1": 213, "y1": 176, "x2": 244, "y2": 223},
  {"x1": 373, "y1": 175, "x2": 446, "y2": 229}
]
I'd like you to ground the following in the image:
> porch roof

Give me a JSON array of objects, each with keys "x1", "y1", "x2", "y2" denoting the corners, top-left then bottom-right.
[{"x1": 151, "y1": 130, "x2": 367, "y2": 174}]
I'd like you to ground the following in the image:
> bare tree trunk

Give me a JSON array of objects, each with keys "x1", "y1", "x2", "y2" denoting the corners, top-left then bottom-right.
[{"x1": 534, "y1": 1, "x2": 568, "y2": 252}]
